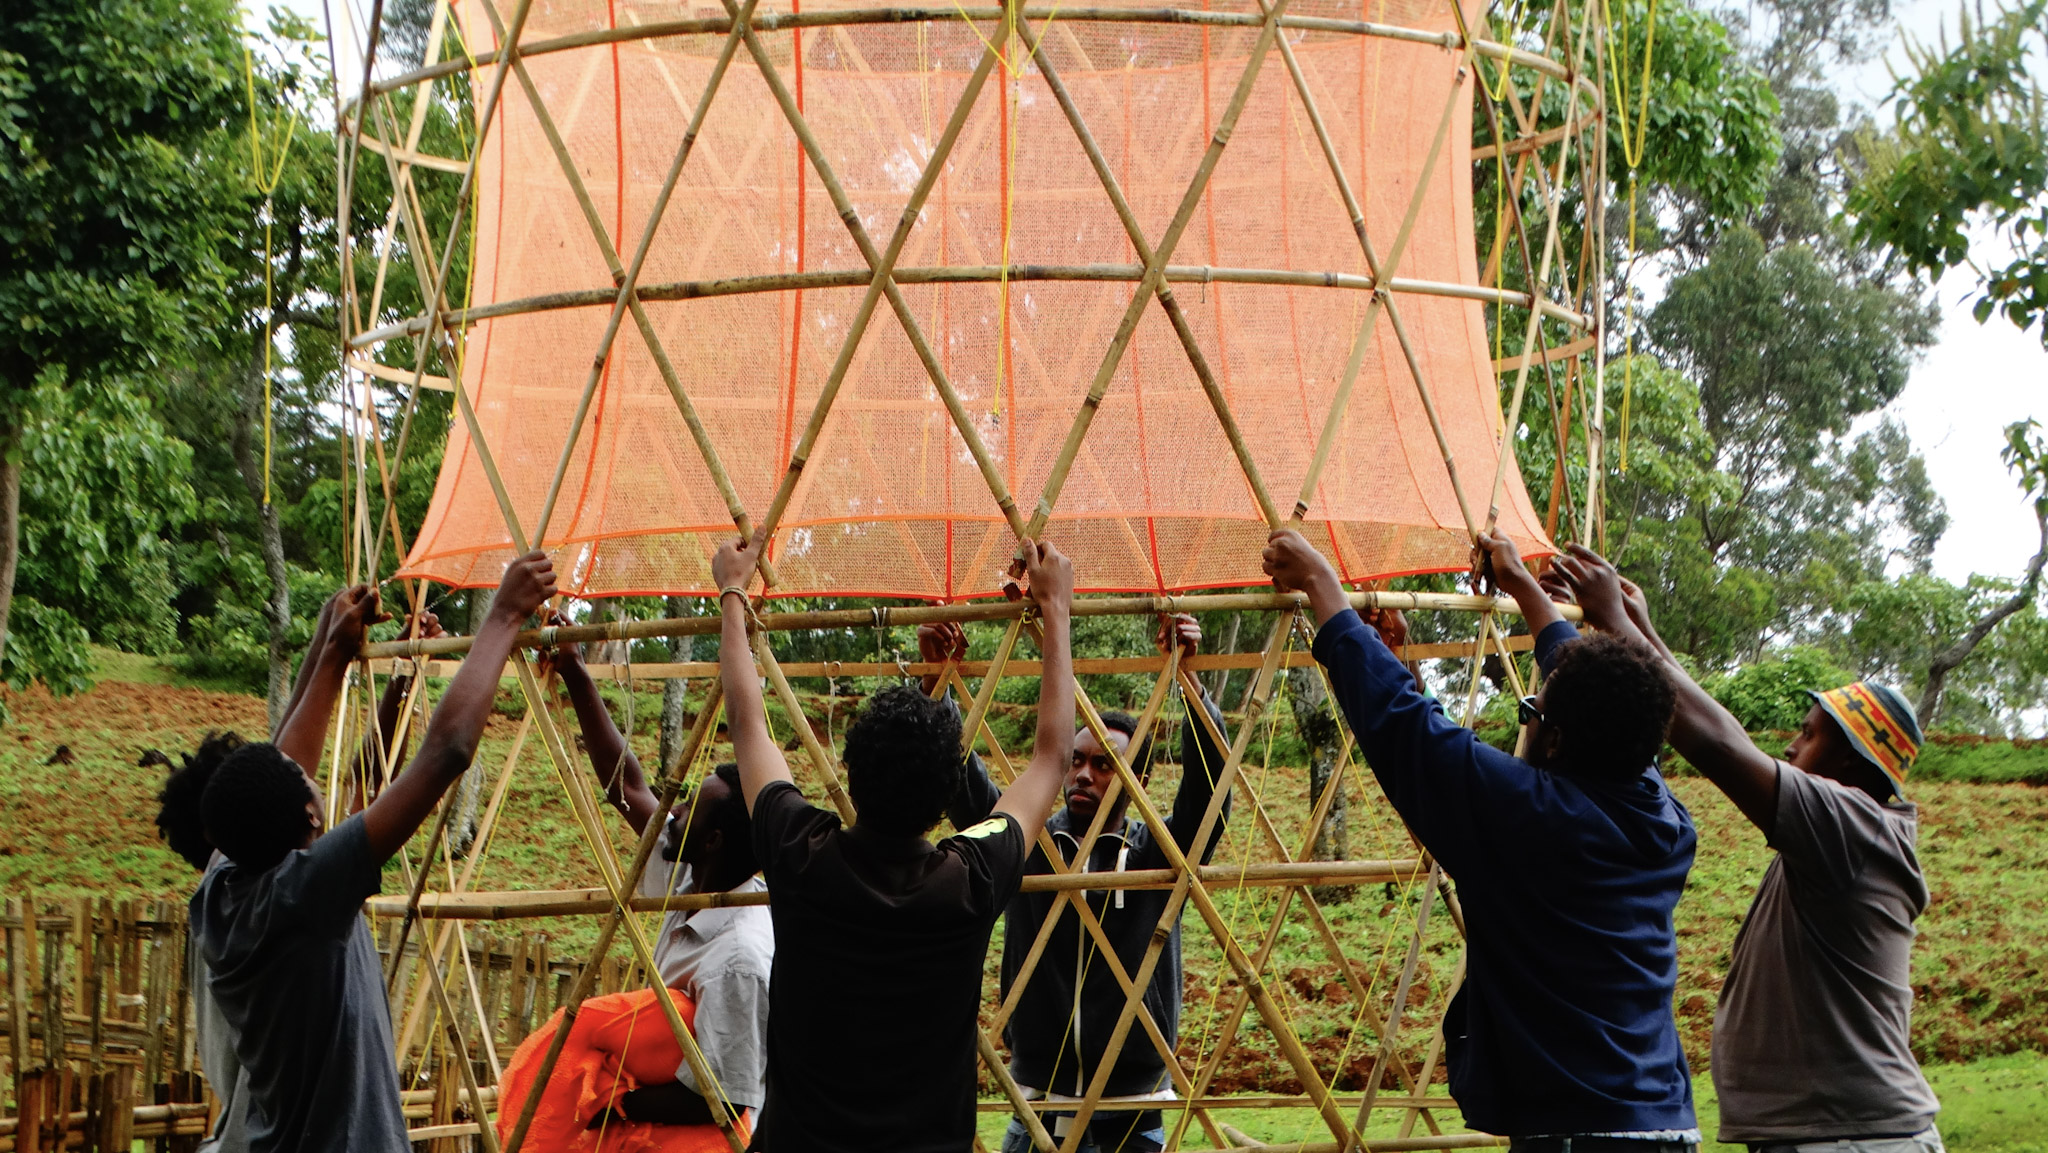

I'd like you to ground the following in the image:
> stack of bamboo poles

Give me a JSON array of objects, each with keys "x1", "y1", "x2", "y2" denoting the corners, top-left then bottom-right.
[
  {"x1": 0, "y1": 896, "x2": 644, "y2": 1151},
  {"x1": 0, "y1": 897, "x2": 205, "y2": 1153}
]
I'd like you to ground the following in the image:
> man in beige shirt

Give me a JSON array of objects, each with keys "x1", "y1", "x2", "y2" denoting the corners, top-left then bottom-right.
[{"x1": 1547, "y1": 546, "x2": 1941, "y2": 1153}]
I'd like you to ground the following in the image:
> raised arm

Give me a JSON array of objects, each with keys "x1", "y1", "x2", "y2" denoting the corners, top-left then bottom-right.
[
  {"x1": 361, "y1": 553, "x2": 557, "y2": 861},
  {"x1": 713, "y1": 535, "x2": 793, "y2": 812},
  {"x1": 993, "y1": 540, "x2": 1074, "y2": 842},
  {"x1": 926, "y1": 622, "x2": 1005, "y2": 829},
  {"x1": 1157, "y1": 613, "x2": 1232, "y2": 864},
  {"x1": 1263, "y1": 530, "x2": 1515, "y2": 870},
  {"x1": 275, "y1": 585, "x2": 384, "y2": 784},
  {"x1": 344, "y1": 609, "x2": 447, "y2": 816},
  {"x1": 279, "y1": 591, "x2": 341, "y2": 726},
  {"x1": 545, "y1": 610, "x2": 661, "y2": 833},
  {"x1": 1552, "y1": 545, "x2": 1778, "y2": 830}
]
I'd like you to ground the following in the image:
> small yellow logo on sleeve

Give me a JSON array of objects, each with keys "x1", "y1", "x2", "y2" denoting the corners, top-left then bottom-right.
[{"x1": 957, "y1": 818, "x2": 1009, "y2": 840}]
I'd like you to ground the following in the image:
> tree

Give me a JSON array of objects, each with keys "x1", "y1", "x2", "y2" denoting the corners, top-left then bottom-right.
[
  {"x1": 1851, "y1": 0, "x2": 2048, "y2": 338},
  {"x1": 1912, "y1": 421, "x2": 2048, "y2": 726},
  {"x1": 0, "y1": 0, "x2": 247, "y2": 677}
]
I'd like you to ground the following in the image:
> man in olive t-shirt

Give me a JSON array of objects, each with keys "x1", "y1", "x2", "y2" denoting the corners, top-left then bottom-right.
[{"x1": 1547, "y1": 548, "x2": 1941, "y2": 1151}]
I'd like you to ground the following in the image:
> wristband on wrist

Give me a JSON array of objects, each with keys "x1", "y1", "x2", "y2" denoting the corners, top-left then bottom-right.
[{"x1": 719, "y1": 585, "x2": 750, "y2": 603}]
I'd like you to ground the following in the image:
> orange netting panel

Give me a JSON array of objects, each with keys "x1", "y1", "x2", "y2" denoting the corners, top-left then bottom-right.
[{"x1": 398, "y1": 0, "x2": 1555, "y2": 598}]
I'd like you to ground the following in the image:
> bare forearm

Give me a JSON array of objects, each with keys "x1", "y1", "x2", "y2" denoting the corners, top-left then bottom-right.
[
  {"x1": 363, "y1": 611, "x2": 521, "y2": 859},
  {"x1": 282, "y1": 599, "x2": 338, "y2": 725},
  {"x1": 721, "y1": 598, "x2": 791, "y2": 808},
  {"x1": 345, "y1": 672, "x2": 416, "y2": 814},
  {"x1": 275, "y1": 645, "x2": 350, "y2": 773},
  {"x1": 998, "y1": 609, "x2": 1072, "y2": 829},
  {"x1": 558, "y1": 660, "x2": 658, "y2": 832},
  {"x1": 1501, "y1": 576, "x2": 1564, "y2": 636}
]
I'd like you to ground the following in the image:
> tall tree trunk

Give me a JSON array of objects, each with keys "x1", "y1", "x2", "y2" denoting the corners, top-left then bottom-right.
[
  {"x1": 0, "y1": 418, "x2": 21, "y2": 675},
  {"x1": 660, "y1": 596, "x2": 692, "y2": 773},
  {"x1": 229, "y1": 341, "x2": 294, "y2": 732},
  {"x1": 1286, "y1": 665, "x2": 1349, "y2": 903},
  {"x1": 1918, "y1": 502, "x2": 2048, "y2": 728}
]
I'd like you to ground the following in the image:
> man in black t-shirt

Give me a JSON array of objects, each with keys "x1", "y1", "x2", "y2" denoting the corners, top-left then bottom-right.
[{"x1": 712, "y1": 534, "x2": 1078, "y2": 1153}]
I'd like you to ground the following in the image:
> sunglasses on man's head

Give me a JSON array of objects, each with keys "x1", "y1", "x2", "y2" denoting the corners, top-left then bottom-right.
[{"x1": 1516, "y1": 696, "x2": 1544, "y2": 726}]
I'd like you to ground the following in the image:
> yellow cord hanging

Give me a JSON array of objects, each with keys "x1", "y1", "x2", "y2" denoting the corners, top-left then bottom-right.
[
  {"x1": 245, "y1": 44, "x2": 302, "y2": 510},
  {"x1": 1598, "y1": 0, "x2": 1659, "y2": 472}
]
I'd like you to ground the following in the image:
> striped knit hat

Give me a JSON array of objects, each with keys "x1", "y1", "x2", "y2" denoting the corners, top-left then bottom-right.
[{"x1": 1806, "y1": 682, "x2": 1922, "y2": 791}]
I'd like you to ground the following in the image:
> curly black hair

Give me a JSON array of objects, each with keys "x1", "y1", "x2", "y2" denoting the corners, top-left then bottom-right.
[
  {"x1": 842, "y1": 683, "x2": 965, "y2": 836},
  {"x1": 710, "y1": 762, "x2": 760, "y2": 877},
  {"x1": 1542, "y1": 632, "x2": 1676, "y2": 781},
  {"x1": 1094, "y1": 710, "x2": 1153, "y2": 776},
  {"x1": 201, "y1": 742, "x2": 318, "y2": 873},
  {"x1": 155, "y1": 731, "x2": 247, "y2": 871}
]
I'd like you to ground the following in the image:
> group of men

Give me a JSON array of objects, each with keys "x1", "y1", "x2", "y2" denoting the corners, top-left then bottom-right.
[{"x1": 152, "y1": 527, "x2": 1940, "y2": 1153}]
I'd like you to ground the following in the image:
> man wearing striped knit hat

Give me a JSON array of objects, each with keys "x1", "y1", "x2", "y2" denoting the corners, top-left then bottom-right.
[{"x1": 1548, "y1": 546, "x2": 1942, "y2": 1153}]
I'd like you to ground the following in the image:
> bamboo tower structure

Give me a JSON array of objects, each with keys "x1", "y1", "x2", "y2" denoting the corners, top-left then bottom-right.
[{"x1": 324, "y1": 0, "x2": 1619, "y2": 1140}]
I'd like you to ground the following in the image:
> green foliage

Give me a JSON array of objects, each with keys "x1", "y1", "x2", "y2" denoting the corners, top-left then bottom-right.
[
  {"x1": 174, "y1": 562, "x2": 332, "y2": 691},
  {"x1": 1609, "y1": 0, "x2": 1784, "y2": 224},
  {"x1": 0, "y1": 372, "x2": 195, "y2": 693},
  {"x1": 1852, "y1": 0, "x2": 2048, "y2": 338},
  {"x1": 1839, "y1": 572, "x2": 2048, "y2": 735},
  {"x1": 1914, "y1": 737, "x2": 2048, "y2": 784},
  {"x1": 1702, "y1": 645, "x2": 1851, "y2": 730},
  {"x1": 0, "y1": 0, "x2": 249, "y2": 394}
]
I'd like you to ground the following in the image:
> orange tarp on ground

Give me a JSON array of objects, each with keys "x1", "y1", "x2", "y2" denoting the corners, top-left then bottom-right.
[
  {"x1": 399, "y1": 0, "x2": 1553, "y2": 598},
  {"x1": 496, "y1": 987, "x2": 747, "y2": 1153}
]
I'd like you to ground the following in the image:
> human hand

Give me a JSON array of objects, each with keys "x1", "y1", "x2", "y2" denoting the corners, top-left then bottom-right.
[
  {"x1": 1021, "y1": 539, "x2": 1073, "y2": 616},
  {"x1": 1549, "y1": 544, "x2": 1628, "y2": 633},
  {"x1": 1262, "y1": 530, "x2": 1349, "y2": 624},
  {"x1": 1472, "y1": 530, "x2": 1540, "y2": 597},
  {"x1": 1537, "y1": 563, "x2": 1576, "y2": 607},
  {"x1": 1619, "y1": 575, "x2": 1655, "y2": 638},
  {"x1": 712, "y1": 532, "x2": 764, "y2": 594},
  {"x1": 917, "y1": 621, "x2": 968, "y2": 665},
  {"x1": 536, "y1": 609, "x2": 585, "y2": 677},
  {"x1": 326, "y1": 585, "x2": 388, "y2": 657},
  {"x1": 397, "y1": 607, "x2": 445, "y2": 642},
  {"x1": 1364, "y1": 606, "x2": 1409, "y2": 652},
  {"x1": 1155, "y1": 613, "x2": 1201, "y2": 656},
  {"x1": 491, "y1": 551, "x2": 559, "y2": 622}
]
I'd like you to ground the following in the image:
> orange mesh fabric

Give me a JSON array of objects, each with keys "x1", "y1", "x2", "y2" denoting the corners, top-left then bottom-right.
[{"x1": 399, "y1": 0, "x2": 1555, "y2": 597}]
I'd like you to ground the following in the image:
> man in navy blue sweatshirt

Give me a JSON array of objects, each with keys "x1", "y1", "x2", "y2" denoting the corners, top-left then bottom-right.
[{"x1": 1262, "y1": 528, "x2": 1699, "y2": 1152}]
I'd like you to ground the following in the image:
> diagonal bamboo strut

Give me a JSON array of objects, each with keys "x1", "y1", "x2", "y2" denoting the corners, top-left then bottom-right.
[
  {"x1": 1241, "y1": 0, "x2": 1481, "y2": 530},
  {"x1": 1017, "y1": 0, "x2": 1296, "y2": 541},
  {"x1": 502, "y1": 653, "x2": 748, "y2": 1152},
  {"x1": 1483, "y1": 0, "x2": 1587, "y2": 534},
  {"x1": 1166, "y1": 659, "x2": 1449, "y2": 1143},
  {"x1": 466, "y1": 0, "x2": 780, "y2": 583},
  {"x1": 500, "y1": 681, "x2": 733, "y2": 1153},
  {"x1": 1345, "y1": 861, "x2": 1441, "y2": 1153},
  {"x1": 754, "y1": 634, "x2": 856, "y2": 822},
  {"x1": 1397, "y1": 952, "x2": 1466, "y2": 1139},
  {"x1": 526, "y1": 0, "x2": 762, "y2": 546},
  {"x1": 732, "y1": 0, "x2": 1030, "y2": 553},
  {"x1": 1014, "y1": 17, "x2": 1284, "y2": 533},
  {"x1": 1036, "y1": 614, "x2": 1354, "y2": 1149},
  {"x1": 937, "y1": 655, "x2": 1231, "y2": 1151}
]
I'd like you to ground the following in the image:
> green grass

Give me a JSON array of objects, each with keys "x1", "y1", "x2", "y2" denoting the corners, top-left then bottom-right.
[{"x1": 972, "y1": 1051, "x2": 2048, "y2": 1149}]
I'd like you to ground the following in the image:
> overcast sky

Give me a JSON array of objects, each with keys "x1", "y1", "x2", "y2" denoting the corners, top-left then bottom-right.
[{"x1": 296, "y1": 0, "x2": 2043, "y2": 585}]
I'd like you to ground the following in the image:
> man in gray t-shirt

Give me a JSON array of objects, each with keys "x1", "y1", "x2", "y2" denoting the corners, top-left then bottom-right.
[
  {"x1": 194, "y1": 814, "x2": 407, "y2": 1153},
  {"x1": 190, "y1": 551, "x2": 557, "y2": 1153},
  {"x1": 1547, "y1": 547, "x2": 1942, "y2": 1151}
]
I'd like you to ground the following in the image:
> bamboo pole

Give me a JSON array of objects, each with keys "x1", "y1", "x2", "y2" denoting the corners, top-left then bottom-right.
[
  {"x1": 347, "y1": 265, "x2": 1592, "y2": 350},
  {"x1": 378, "y1": 631, "x2": 1535, "y2": 682},
  {"x1": 364, "y1": 591, "x2": 1579, "y2": 660},
  {"x1": 526, "y1": 0, "x2": 765, "y2": 547},
  {"x1": 466, "y1": 0, "x2": 782, "y2": 583},
  {"x1": 726, "y1": 0, "x2": 1022, "y2": 554},
  {"x1": 369, "y1": 8, "x2": 1591, "y2": 96},
  {"x1": 366, "y1": 858, "x2": 1424, "y2": 919},
  {"x1": 1344, "y1": 861, "x2": 1441, "y2": 1150},
  {"x1": 499, "y1": 684, "x2": 733, "y2": 1153}
]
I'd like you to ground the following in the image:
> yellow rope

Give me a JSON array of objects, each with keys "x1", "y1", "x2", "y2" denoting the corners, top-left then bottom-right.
[
  {"x1": 244, "y1": 43, "x2": 301, "y2": 510},
  {"x1": 1598, "y1": 0, "x2": 1659, "y2": 472}
]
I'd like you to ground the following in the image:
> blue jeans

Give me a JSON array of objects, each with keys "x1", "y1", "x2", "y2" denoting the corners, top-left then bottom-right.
[{"x1": 999, "y1": 1109, "x2": 1167, "y2": 1152}]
